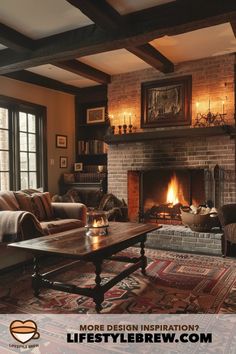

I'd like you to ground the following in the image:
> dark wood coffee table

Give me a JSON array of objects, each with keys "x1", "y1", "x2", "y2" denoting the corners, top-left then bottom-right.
[{"x1": 9, "y1": 222, "x2": 160, "y2": 312}]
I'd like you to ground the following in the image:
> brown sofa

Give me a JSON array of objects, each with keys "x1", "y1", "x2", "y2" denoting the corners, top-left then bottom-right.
[{"x1": 0, "y1": 189, "x2": 87, "y2": 269}]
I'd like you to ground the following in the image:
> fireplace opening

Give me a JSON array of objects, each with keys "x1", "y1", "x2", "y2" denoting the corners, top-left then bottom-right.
[
  {"x1": 142, "y1": 169, "x2": 205, "y2": 223},
  {"x1": 127, "y1": 166, "x2": 222, "y2": 224}
]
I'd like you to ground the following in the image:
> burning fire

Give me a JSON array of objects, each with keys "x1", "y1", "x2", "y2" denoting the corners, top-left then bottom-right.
[
  {"x1": 93, "y1": 218, "x2": 106, "y2": 227},
  {"x1": 166, "y1": 174, "x2": 180, "y2": 205}
]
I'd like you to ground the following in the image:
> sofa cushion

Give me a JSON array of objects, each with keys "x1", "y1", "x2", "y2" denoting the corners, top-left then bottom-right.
[
  {"x1": 14, "y1": 191, "x2": 54, "y2": 221},
  {"x1": 0, "y1": 191, "x2": 19, "y2": 211},
  {"x1": 31, "y1": 192, "x2": 54, "y2": 221},
  {"x1": 40, "y1": 219, "x2": 84, "y2": 234},
  {"x1": 14, "y1": 191, "x2": 35, "y2": 213}
]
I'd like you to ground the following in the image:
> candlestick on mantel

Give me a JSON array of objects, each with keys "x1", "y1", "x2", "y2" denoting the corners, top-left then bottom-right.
[
  {"x1": 129, "y1": 114, "x2": 131, "y2": 125},
  {"x1": 123, "y1": 112, "x2": 126, "y2": 125},
  {"x1": 208, "y1": 99, "x2": 211, "y2": 112}
]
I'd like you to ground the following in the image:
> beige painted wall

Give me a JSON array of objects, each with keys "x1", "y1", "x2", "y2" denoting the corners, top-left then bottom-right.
[{"x1": 0, "y1": 76, "x2": 75, "y2": 195}]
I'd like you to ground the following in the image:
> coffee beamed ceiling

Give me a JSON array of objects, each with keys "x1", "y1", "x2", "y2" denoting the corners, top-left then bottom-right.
[{"x1": 0, "y1": 0, "x2": 236, "y2": 94}]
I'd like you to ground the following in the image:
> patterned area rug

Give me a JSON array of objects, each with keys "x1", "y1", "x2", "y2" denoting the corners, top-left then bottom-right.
[{"x1": 0, "y1": 248, "x2": 236, "y2": 314}]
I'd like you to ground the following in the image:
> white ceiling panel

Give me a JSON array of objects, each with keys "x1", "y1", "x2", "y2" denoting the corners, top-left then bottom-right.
[
  {"x1": 0, "y1": 0, "x2": 93, "y2": 39},
  {"x1": 27, "y1": 64, "x2": 79, "y2": 81},
  {"x1": 66, "y1": 78, "x2": 99, "y2": 88},
  {"x1": 27, "y1": 64, "x2": 97, "y2": 88},
  {"x1": 107, "y1": 0, "x2": 175, "y2": 15},
  {"x1": 79, "y1": 49, "x2": 150, "y2": 75},
  {"x1": 151, "y1": 23, "x2": 236, "y2": 63}
]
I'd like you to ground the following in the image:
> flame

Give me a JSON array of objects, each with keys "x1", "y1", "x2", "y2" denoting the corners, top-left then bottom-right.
[
  {"x1": 166, "y1": 174, "x2": 180, "y2": 205},
  {"x1": 93, "y1": 218, "x2": 106, "y2": 227}
]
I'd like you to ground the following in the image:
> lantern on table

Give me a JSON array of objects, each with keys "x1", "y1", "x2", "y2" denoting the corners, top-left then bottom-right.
[{"x1": 85, "y1": 210, "x2": 109, "y2": 237}]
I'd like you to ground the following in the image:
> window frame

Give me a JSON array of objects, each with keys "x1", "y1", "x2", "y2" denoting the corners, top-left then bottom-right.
[{"x1": 0, "y1": 95, "x2": 47, "y2": 191}]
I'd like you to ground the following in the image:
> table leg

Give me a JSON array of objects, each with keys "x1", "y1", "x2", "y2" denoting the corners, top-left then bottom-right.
[
  {"x1": 93, "y1": 260, "x2": 104, "y2": 313},
  {"x1": 140, "y1": 238, "x2": 147, "y2": 275},
  {"x1": 32, "y1": 257, "x2": 42, "y2": 297}
]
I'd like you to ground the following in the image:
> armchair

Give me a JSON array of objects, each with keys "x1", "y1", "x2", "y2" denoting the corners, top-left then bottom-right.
[
  {"x1": 218, "y1": 204, "x2": 236, "y2": 256},
  {"x1": 52, "y1": 189, "x2": 128, "y2": 222}
]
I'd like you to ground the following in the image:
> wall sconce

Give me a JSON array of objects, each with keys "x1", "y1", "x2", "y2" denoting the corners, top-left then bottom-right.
[{"x1": 194, "y1": 100, "x2": 227, "y2": 127}]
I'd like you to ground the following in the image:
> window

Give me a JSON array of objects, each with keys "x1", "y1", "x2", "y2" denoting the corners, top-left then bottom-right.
[
  {"x1": 0, "y1": 107, "x2": 10, "y2": 190},
  {"x1": 0, "y1": 96, "x2": 47, "y2": 191}
]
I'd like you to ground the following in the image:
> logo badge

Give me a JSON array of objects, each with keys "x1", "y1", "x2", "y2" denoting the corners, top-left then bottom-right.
[{"x1": 9, "y1": 320, "x2": 40, "y2": 344}]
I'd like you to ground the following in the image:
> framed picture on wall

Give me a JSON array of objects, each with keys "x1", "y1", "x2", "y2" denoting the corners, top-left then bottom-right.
[
  {"x1": 86, "y1": 107, "x2": 105, "y2": 124},
  {"x1": 141, "y1": 75, "x2": 192, "y2": 128},
  {"x1": 60, "y1": 156, "x2": 68, "y2": 168},
  {"x1": 56, "y1": 134, "x2": 67, "y2": 148},
  {"x1": 74, "y1": 162, "x2": 83, "y2": 172}
]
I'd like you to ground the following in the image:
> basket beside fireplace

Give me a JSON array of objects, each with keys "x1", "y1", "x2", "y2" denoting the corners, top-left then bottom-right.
[{"x1": 180, "y1": 208, "x2": 219, "y2": 232}]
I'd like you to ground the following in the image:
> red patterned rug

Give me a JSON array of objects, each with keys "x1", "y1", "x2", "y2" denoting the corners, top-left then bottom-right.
[{"x1": 0, "y1": 248, "x2": 236, "y2": 314}]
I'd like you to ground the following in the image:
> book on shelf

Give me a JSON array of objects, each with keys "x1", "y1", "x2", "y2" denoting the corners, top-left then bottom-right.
[
  {"x1": 75, "y1": 172, "x2": 107, "y2": 183},
  {"x1": 78, "y1": 140, "x2": 108, "y2": 155}
]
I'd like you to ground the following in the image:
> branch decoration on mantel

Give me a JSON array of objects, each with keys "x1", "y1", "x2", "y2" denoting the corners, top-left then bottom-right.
[{"x1": 194, "y1": 100, "x2": 227, "y2": 127}]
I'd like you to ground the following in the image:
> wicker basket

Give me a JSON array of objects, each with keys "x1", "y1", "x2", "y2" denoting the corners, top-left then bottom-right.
[{"x1": 180, "y1": 209, "x2": 217, "y2": 232}]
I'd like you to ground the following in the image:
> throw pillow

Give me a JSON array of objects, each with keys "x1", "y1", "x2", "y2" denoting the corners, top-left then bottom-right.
[
  {"x1": 0, "y1": 191, "x2": 20, "y2": 211},
  {"x1": 14, "y1": 191, "x2": 34, "y2": 213},
  {"x1": 31, "y1": 192, "x2": 54, "y2": 221},
  {"x1": 99, "y1": 193, "x2": 124, "y2": 211}
]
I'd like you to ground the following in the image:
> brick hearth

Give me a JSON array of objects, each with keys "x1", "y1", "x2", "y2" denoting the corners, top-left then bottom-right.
[{"x1": 145, "y1": 225, "x2": 223, "y2": 255}]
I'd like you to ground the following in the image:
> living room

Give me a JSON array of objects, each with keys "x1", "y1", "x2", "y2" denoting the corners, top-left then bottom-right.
[{"x1": 1, "y1": 0, "x2": 236, "y2": 326}]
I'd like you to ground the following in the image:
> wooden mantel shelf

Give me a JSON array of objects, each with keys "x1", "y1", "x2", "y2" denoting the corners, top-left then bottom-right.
[{"x1": 104, "y1": 125, "x2": 235, "y2": 144}]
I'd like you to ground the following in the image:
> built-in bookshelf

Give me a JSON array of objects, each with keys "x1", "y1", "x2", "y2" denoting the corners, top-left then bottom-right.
[
  {"x1": 75, "y1": 85, "x2": 109, "y2": 170},
  {"x1": 78, "y1": 140, "x2": 108, "y2": 155}
]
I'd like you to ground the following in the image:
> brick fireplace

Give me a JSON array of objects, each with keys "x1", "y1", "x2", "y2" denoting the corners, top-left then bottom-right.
[
  {"x1": 106, "y1": 54, "x2": 235, "y2": 254},
  {"x1": 107, "y1": 54, "x2": 236, "y2": 220}
]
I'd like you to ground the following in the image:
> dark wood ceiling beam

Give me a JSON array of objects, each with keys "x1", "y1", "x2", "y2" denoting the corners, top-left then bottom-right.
[
  {"x1": 0, "y1": 1, "x2": 235, "y2": 73},
  {"x1": 54, "y1": 59, "x2": 111, "y2": 84},
  {"x1": 128, "y1": 44, "x2": 174, "y2": 73},
  {"x1": 0, "y1": 22, "x2": 110, "y2": 84},
  {"x1": 0, "y1": 23, "x2": 35, "y2": 51},
  {"x1": 125, "y1": 0, "x2": 236, "y2": 41},
  {"x1": 3, "y1": 70, "x2": 81, "y2": 95},
  {"x1": 66, "y1": 0, "x2": 173, "y2": 73},
  {"x1": 66, "y1": 0, "x2": 122, "y2": 31}
]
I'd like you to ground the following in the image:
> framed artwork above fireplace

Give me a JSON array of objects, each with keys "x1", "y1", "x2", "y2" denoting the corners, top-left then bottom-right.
[{"x1": 141, "y1": 75, "x2": 192, "y2": 128}]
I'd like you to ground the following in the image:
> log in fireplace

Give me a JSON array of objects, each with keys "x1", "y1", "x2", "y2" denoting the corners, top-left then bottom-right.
[{"x1": 128, "y1": 165, "x2": 222, "y2": 223}]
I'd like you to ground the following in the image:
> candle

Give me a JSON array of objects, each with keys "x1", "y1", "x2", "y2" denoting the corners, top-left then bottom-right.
[
  {"x1": 196, "y1": 102, "x2": 199, "y2": 113},
  {"x1": 123, "y1": 112, "x2": 126, "y2": 125},
  {"x1": 208, "y1": 99, "x2": 211, "y2": 111},
  {"x1": 222, "y1": 101, "x2": 225, "y2": 115},
  {"x1": 109, "y1": 114, "x2": 114, "y2": 126},
  {"x1": 129, "y1": 113, "x2": 131, "y2": 125}
]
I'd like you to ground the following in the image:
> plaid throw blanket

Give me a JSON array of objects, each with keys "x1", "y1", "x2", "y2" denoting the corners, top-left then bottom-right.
[{"x1": 0, "y1": 210, "x2": 44, "y2": 243}]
